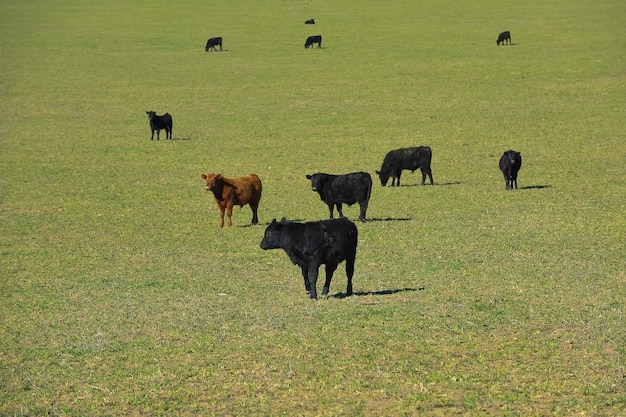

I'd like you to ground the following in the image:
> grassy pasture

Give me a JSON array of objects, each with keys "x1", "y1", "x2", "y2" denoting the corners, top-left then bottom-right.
[{"x1": 1, "y1": 0, "x2": 625, "y2": 415}]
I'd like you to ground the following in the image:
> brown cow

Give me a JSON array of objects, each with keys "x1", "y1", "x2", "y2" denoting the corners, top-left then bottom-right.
[{"x1": 201, "y1": 173, "x2": 262, "y2": 227}]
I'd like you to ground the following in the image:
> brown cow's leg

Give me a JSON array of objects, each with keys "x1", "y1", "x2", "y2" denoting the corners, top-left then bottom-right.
[
  {"x1": 218, "y1": 206, "x2": 225, "y2": 227},
  {"x1": 226, "y1": 204, "x2": 233, "y2": 227},
  {"x1": 250, "y1": 202, "x2": 259, "y2": 225}
]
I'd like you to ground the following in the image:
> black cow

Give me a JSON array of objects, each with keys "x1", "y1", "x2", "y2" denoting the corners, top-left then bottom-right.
[
  {"x1": 376, "y1": 146, "x2": 433, "y2": 186},
  {"x1": 146, "y1": 111, "x2": 172, "y2": 140},
  {"x1": 304, "y1": 19, "x2": 315, "y2": 24},
  {"x1": 499, "y1": 150, "x2": 522, "y2": 190},
  {"x1": 497, "y1": 31, "x2": 511, "y2": 45},
  {"x1": 260, "y1": 218, "x2": 357, "y2": 299},
  {"x1": 305, "y1": 35, "x2": 322, "y2": 48},
  {"x1": 306, "y1": 172, "x2": 372, "y2": 222},
  {"x1": 205, "y1": 37, "x2": 223, "y2": 51}
]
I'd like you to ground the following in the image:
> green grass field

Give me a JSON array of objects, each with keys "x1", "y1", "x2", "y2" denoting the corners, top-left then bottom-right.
[{"x1": 1, "y1": 0, "x2": 625, "y2": 415}]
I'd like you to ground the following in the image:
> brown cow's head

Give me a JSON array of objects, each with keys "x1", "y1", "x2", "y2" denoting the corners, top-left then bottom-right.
[{"x1": 201, "y1": 173, "x2": 223, "y2": 191}]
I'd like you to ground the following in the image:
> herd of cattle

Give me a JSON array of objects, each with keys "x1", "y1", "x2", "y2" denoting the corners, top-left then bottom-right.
[
  {"x1": 148, "y1": 22, "x2": 518, "y2": 299},
  {"x1": 196, "y1": 145, "x2": 521, "y2": 299}
]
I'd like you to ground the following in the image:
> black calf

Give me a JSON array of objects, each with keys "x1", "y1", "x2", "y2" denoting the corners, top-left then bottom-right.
[
  {"x1": 205, "y1": 37, "x2": 223, "y2": 51},
  {"x1": 305, "y1": 35, "x2": 322, "y2": 49},
  {"x1": 497, "y1": 31, "x2": 511, "y2": 45},
  {"x1": 146, "y1": 111, "x2": 172, "y2": 140},
  {"x1": 499, "y1": 150, "x2": 522, "y2": 190}
]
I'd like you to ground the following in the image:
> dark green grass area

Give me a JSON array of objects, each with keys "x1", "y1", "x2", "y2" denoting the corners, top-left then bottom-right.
[{"x1": 1, "y1": 0, "x2": 625, "y2": 415}]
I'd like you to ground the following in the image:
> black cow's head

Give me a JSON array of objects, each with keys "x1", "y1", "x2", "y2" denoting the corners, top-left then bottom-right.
[
  {"x1": 146, "y1": 111, "x2": 156, "y2": 121},
  {"x1": 375, "y1": 170, "x2": 390, "y2": 186},
  {"x1": 260, "y1": 218, "x2": 288, "y2": 250},
  {"x1": 306, "y1": 173, "x2": 326, "y2": 192}
]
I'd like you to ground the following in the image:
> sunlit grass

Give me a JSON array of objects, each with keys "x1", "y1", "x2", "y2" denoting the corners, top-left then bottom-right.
[{"x1": 1, "y1": 0, "x2": 625, "y2": 415}]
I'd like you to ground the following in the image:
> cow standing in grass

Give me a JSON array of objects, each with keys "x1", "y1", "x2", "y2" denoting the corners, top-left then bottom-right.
[
  {"x1": 201, "y1": 173, "x2": 262, "y2": 227},
  {"x1": 305, "y1": 35, "x2": 322, "y2": 48},
  {"x1": 497, "y1": 31, "x2": 511, "y2": 45},
  {"x1": 260, "y1": 217, "x2": 357, "y2": 299},
  {"x1": 499, "y1": 150, "x2": 522, "y2": 190},
  {"x1": 306, "y1": 172, "x2": 372, "y2": 222},
  {"x1": 376, "y1": 146, "x2": 434, "y2": 186},
  {"x1": 146, "y1": 111, "x2": 172, "y2": 140},
  {"x1": 205, "y1": 37, "x2": 223, "y2": 51}
]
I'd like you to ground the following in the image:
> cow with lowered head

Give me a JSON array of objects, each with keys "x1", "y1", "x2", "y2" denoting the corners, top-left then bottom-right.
[
  {"x1": 205, "y1": 37, "x2": 223, "y2": 51},
  {"x1": 376, "y1": 146, "x2": 434, "y2": 186},
  {"x1": 306, "y1": 172, "x2": 372, "y2": 222},
  {"x1": 146, "y1": 111, "x2": 172, "y2": 140},
  {"x1": 260, "y1": 217, "x2": 357, "y2": 299},
  {"x1": 201, "y1": 173, "x2": 262, "y2": 227},
  {"x1": 499, "y1": 150, "x2": 522, "y2": 190},
  {"x1": 305, "y1": 35, "x2": 322, "y2": 48},
  {"x1": 497, "y1": 31, "x2": 511, "y2": 46}
]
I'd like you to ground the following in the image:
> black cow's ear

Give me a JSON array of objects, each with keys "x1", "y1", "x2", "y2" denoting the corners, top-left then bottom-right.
[
  {"x1": 280, "y1": 217, "x2": 287, "y2": 223},
  {"x1": 271, "y1": 218, "x2": 277, "y2": 224},
  {"x1": 306, "y1": 174, "x2": 312, "y2": 179},
  {"x1": 375, "y1": 170, "x2": 380, "y2": 175}
]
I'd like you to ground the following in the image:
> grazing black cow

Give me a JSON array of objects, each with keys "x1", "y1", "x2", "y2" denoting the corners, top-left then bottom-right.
[
  {"x1": 499, "y1": 150, "x2": 522, "y2": 190},
  {"x1": 497, "y1": 31, "x2": 511, "y2": 45},
  {"x1": 260, "y1": 218, "x2": 358, "y2": 299},
  {"x1": 305, "y1": 172, "x2": 372, "y2": 222},
  {"x1": 146, "y1": 111, "x2": 172, "y2": 140},
  {"x1": 304, "y1": 18, "x2": 315, "y2": 24},
  {"x1": 376, "y1": 146, "x2": 433, "y2": 186},
  {"x1": 205, "y1": 37, "x2": 223, "y2": 51},
  {"x1": 305, "y1": 35, "x2": 322, "y2": 48}
]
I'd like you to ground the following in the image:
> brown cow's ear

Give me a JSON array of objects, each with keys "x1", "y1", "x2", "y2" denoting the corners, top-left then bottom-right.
[
  {"x1": 201, "y1": 173, "x2": 207, "y2": 179},
  {"x1": 216, "y1": 174, "x2": 222, "y2": 180}
]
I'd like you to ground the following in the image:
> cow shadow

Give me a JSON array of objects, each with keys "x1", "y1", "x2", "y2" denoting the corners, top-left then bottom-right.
[
  {"x1": 331, "y1": 287, "x2": 424, "y2": 299},
  {"x1": 367, "y1": 217, "x2": 412, "y2": 222},
  {"x1": 392, "y1": 181, "x2": 460, "y2": 187},
  {"x1": 169, "y1": 137, "x2": 192, "y2": 141},
  {"x1": 520, "y1": 185, "x2": 552, "y2": 190}
]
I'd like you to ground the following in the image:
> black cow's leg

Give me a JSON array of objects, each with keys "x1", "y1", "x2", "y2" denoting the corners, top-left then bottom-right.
[
  {"x1": 420, "y1": 168, "x2": 426, "y2": 186},
  {"x1": 358, "y1": 202, "x2": 367, "y2": 222},
  {"x1": 301, "y1": 266, "x2": 311, "y2": 294},
  {"x1": 345, "y1": 255, "x2": 355, "y2": 296},
  {"x1": 327, "y1": 204, "x2": 334, "y2": 219},
  {"x1": 151, "y1": 130, "x2": 154, "y2": 140},
  {"x1": 336, "y1": 204, "x2": 344, "y2": 218},
  {"x1": 322, "y1": 264, "x2": 337, "y2": 296},
  {"x1": 308, "y1": 265, "x2": 319, "y2": 299}
]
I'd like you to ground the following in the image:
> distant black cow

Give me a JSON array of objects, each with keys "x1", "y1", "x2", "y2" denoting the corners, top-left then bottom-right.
[
  {"x1": 260, "y1": 217, "x2": 358, "y2": 299},
  {"x1": 306, "y1": 172, "x2": 372, "y2": 222},
  {"x1": 305, "y1": 35, "x2": 322, "y2": 48},
  {"x1": 499, "y1": 150, "x2": 522, "y2": 190},
  {"x1": 146, "y1": 111, "x2": 172, "y2": 140},
  {"x1": 376, "y1": 146, "x2": 433, "y2": 186},
  {"x1": 304, "y1": 18, "x2": 315, "y2": 24},
  {"x1": 497, "y1": 31, "x2": 511, "y2": 45},
  {"x1": 205, "y1": 37, "x2": 223, "y2": 51}
]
